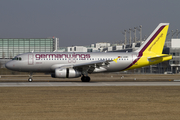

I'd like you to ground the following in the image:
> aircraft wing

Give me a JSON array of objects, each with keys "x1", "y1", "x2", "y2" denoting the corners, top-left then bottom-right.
[
  {"x1": 50, "y1": 56, "x2": 120, "y2": 74},
  {"x1": 73, "y1": 60, "x2": 108, "y2": 67},
  {"x1": 72, "y1": 57, "x2": 120, "y2": 67},
  {"x1": 73, "y1": 59, "x2": 113, "y2": 74},
  {"x1": 51, "y1": 58, "x2": 117, "y2": 74}
]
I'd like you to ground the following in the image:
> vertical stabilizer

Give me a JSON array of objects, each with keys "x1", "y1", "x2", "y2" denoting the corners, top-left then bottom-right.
[{"x1": 135, "y1": 23, "x2": 169, "y2": 55}]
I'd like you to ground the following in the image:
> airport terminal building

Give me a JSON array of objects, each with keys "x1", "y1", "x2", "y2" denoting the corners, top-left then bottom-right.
[
  {"x1": 0, "y1": 37, "x2": 59, "y2": 71},
  {"x1": 0, "y1": 37, "x2": 59, "y2": 59}
]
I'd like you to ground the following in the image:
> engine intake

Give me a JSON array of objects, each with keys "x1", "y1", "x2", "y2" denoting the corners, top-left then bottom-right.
[{"x1": 51, "y1": 68, "x2": 81, "y2": 78}]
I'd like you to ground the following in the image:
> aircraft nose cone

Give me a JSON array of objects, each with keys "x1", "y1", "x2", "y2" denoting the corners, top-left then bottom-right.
[
  {"x1": 5, "y1": 62, "x2": 10, "y2": 69},
  {"x1": 5, "y1": 62, "x2": 12, "y2": 70}
]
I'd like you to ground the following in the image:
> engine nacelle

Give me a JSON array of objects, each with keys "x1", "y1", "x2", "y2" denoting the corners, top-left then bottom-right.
[{"x1": 51, "y1": 68, "x2": 81, "y2": 78}]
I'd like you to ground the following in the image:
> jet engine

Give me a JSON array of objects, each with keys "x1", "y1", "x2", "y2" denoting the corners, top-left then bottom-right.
[{"x1": 51, "y1": 68, "x2": 81, "y2": 78}]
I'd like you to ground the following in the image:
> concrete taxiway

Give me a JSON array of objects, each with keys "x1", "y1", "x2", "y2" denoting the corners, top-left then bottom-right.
[{"x1": 0, "y1": 81, "x2": 180, "y2": 87}]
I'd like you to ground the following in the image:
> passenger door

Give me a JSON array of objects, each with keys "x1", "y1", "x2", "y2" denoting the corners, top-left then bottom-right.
[{"x1": 28, "y1": 54, "x2": 34, "y2": 65}]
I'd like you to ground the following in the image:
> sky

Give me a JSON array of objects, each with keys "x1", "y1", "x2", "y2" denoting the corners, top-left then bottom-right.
[{"x1": 0, "y1": 0, "x2": 180, "y2": 47}]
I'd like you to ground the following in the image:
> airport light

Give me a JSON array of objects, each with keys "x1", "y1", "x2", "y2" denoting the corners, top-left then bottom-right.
[
  {"x1": 167, "y1": 30, "x2": 175, "y2": 37},
  {"x1": 176, "y1": 31, "x2": 180, "y2": 38},
  {"x1": 175, "y1": 29, "x2": 178, "y2": 38},
  {"x1": 132, "y1": 27, "x2": 137, "y2": 43},
  {"x1": 167, "y1": 31, "x2": 171, "y2": 41},
  {"x1": 137, "y1": 25, "x2": 142, "y2": 45},
  {"x1": 169, "y1": 30, "x2": 173, "y2": 40},
  {"x1": 171, "y1": 29, "x2": 178, "y2": 38},
  {"x1": 123, "y1": 25, "x2": 142, "y2": 46},
  {"x1": 122, "y1": 30, "x2": 127, "y2": 45},
  {"x1": 127, "y1": 28, "x2": 132, "y2": 45},
  {"x1": 176, "y1": 30, "x2": 180, "y2": 38}
]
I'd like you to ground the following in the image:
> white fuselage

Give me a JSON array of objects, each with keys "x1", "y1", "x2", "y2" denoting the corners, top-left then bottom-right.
[{"x1": 5, "y1": 52, "x2": 138, "y2": 73}]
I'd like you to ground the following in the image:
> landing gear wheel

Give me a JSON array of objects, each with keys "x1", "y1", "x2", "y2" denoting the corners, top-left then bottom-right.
[
  {"x1": 28, "y1": 78, "x2": 33, "y2": 82},
  {"x1": 81, "y1": 76, "x2": 90, "y2": 82},
  {"x1": 28, "y1": 72, "x2": 33, "y2": 82}
]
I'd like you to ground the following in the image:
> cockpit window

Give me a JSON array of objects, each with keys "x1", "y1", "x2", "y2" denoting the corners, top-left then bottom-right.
[
  {"x1": 12, "y1": 57, "x2": 22, "y2": 61},
  {"x1": 12, "y1": 57, "x2": 17, "y2": 60}
]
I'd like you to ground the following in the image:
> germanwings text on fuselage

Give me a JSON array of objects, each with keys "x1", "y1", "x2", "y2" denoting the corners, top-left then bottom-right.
[{"x1": 35, "y1": 53, "x2": 91, "y2": 60}]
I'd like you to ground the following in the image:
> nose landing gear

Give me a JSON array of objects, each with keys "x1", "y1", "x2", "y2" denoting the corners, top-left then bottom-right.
[
  {"x1": 28, "y1": 78, "x2": 33, "y2": 82},
  {"x1": 28, "y1": 72, "x2": 33, "y2": 82}
]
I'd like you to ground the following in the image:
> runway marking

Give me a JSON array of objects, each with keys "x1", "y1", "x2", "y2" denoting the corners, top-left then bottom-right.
[
  {"x1": 174, "y1": 80, "x2": 180, "y2": 81},
  {"x1": 0, "y1": 82, "x2": 180, "y2": 87}
]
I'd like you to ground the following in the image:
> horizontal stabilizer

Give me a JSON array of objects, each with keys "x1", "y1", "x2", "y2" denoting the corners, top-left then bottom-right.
[{"x1": 148, "y1": 54, "x2": 172, "y2": 62}]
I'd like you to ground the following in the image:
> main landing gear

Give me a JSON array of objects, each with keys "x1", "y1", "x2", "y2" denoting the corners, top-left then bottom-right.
[{"x1": 81, "y1": 75, "x2": 90, "y2": 82}]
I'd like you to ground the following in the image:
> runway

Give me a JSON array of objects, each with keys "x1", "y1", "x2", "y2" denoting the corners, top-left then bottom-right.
[{"x1": 0, "y1": 81, "x2": 180, "y2": 87}]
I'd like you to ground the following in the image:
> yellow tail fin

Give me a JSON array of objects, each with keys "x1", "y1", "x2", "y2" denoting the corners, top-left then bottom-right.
[
  {"x1": 124, "y1": 23, "x2": 171, "y2": 71},
  {"x1": 136, "y1": 23, "x2": 169, "y2": 55}
]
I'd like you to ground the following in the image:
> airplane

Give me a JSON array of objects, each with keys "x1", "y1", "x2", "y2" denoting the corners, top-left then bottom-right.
[{"x1": 5, "y1": 23, "x2": 172, "y2": 82}]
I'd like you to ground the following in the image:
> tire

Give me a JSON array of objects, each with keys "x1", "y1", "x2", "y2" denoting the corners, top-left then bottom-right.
[
  {"x1": 81, "y1": 76, "x2": 90, "y2": 82},
  {"x1": 28, "y1": 78, "x2": 33, "y2": 82}
]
